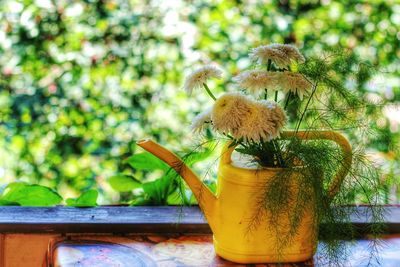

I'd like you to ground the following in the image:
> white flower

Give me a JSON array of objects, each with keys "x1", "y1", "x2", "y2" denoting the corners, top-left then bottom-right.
[
  {"x1": 276, "y1": 72, "x2": 312, "y2": 100},
  {"x1": 250, "y1": 44, "x2": 305, "y2": 68},
  {"x1": 211, "y1": 92, "x2": 253, "y2": 136},
  {"x1": 250, "y1": 45, "x2": 289, "y2": 68},
  {"x1": 183, "y1": 65, "x2": 222, "y2": 94},
  {"x1": 191, "y1": 107, "x2": 212, "y2": 133},
  {"x1": 257, "y1": 100, "x2": 287, "y2": 134},
  {"x1": 269, "y1": 43, "x2": 305, "y2": 63},
  {"x1": 233, "y1": 70, "x2": 279, "y2": 93},
  {"x1": 211, "y1": 93, "x2": 286, "y2": 142},
  {"x1": 235, "y1": 100, "x2": 286, "y2": 142}
]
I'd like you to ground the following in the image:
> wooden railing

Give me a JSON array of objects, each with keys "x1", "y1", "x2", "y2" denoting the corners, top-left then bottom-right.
[{"x1": 0, "y1": 206, "x2": 399, "y2": 234}]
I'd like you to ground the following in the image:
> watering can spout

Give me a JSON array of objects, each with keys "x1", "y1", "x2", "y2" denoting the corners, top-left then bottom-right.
[{"x1": 136, "y1": 139, "x2": 218, "y2": 232}]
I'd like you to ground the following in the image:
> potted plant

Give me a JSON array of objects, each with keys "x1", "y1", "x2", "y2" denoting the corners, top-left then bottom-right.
[{"x1": 137, "y1": 44, "x2": 384, "y2": 264}]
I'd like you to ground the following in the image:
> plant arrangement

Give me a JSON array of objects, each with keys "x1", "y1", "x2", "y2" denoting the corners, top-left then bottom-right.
[{"x1": 136, "y1": 43, "x2": 385, "y2": 264}]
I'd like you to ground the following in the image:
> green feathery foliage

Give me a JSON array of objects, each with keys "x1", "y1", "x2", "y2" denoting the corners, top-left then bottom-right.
[
  {"x1": 182, "y1": 48, "x2": 386, "y2": 265},
  {"x1": 244, "y1": 136, "x2": 385, "y2": 265}
]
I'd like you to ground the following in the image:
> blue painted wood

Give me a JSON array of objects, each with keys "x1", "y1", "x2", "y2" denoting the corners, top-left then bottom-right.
[{"x1": 0, "y1": 205, "x2": 398, "y2": 234}]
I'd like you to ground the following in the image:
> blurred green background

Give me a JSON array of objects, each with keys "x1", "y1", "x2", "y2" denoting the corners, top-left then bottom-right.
[{"x1": 0, "y1": 0, "x2": 398, "y2": 204}]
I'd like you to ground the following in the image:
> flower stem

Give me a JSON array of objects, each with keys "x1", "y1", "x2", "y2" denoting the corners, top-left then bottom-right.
[
  {"x1": 284, "y1": 91, "x2": 292, "y2": 109},
  {"x1": 203, "y1": 83, "x2": 216, "y2": 101},
  {"x1": 274, "y1": 91, "x2": 278, "y2": 102},
  {"x1": 296, "y1": 82, "x2": 318, "y2": 132},
  {"x1": 264, "y1": 89, "x2": 268, "y2": 99},
  {"x1": 226, "y1": 133, "x2": 234, "y2": 139},
  {"x1": 272, "y1": 140, "x2": 284, "y2": 167}
]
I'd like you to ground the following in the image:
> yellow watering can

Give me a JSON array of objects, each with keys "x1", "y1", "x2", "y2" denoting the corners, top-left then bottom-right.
[{"x1": 137, "y1": 131, "x2": 352, "y2": 263}]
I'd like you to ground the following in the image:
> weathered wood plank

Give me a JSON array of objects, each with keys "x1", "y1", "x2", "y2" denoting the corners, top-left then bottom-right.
[
  {"x1": 0, "y1": 206, "x2": 210, "y2": 234},
  {"x1": 0, "y1": 206, "x2": 399, "y2": 234}
]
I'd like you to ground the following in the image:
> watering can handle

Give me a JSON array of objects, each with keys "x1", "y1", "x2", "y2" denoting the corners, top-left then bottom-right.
[{"x1": 221, "y1": 130, "x2": 352, "y2": 199}]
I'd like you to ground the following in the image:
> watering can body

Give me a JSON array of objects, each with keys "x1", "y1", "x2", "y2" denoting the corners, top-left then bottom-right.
[
  {"x1": 137, "y1": 131, "x2": 352, "y2": 264},
  {"x1": 212, "y1": 162, "x2": 317, "y2": 263}
]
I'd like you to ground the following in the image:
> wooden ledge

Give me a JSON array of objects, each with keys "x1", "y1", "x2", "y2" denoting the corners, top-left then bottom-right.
[{"x1": 0, "y1": 205, "x2": 399, "y2": 234}]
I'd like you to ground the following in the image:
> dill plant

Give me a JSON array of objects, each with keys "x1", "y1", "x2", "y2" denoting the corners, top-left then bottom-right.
[{"x1": 182, "y1": 44, "x2": 384, "y2": 265}]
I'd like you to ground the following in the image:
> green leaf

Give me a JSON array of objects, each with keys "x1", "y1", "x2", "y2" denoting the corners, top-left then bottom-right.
[
  {"x1": 129, "y1": 196, "x2": 153, "y2": 206},
  {"x1": 182, "y1": 148, "x2": 213, "y2": 166},
  {"x1": 142, "y1": 173, "x2": 178, "y2": 205},
  {"x1": 66, "y1": 189, "x2": 98, "y2": 207},
  {"x1": 109, "y1": 175, "x2": 142, "y2": 192},
  {"x1": 0, "y1": 182, "x2": 62, "y2": 206},
  {"x1": 166, "y1": 190, "x2": 183, "y2": 205},
  {"x1": 142, "y1": 180, "x2": 161, "y2": 204},
  {"x1": 0, "y1": 199, "x2": 20, "y2": 206},
  {"x1": 126, "y1": 152, "x2": 170, "y2": 171}
]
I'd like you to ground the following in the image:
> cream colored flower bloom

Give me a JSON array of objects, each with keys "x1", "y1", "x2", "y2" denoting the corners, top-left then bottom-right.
[
  {"x1": 258, "y1": 100, "x2": 287, "y2": 133},
  {"x1": 211, "y1": 92, "x2": 253, "y2": 136},
  {"x1": 269, "y1": 43, "x2": 305, "y2": 63},
  {"x1": 250, "y1": 45, "x2": 289, "y2": 68},
  {"x1": 191, "y1": 107, "x2": 212, "y2": 133},
  {"x1": 250, "y1": 44, "x2": 305, "y2": 68},
  {"x1": 276, "y1": 72, "x2": 312, "y2": 100},
  {"x1": 235, "y1": 100, "x2": 286, "y2": 142},
  {"x1": 233, "y1": 70, "x2": 279, "y2": 93},
  {"x1": 211, "y1": 93, "x2": 286, "y2": 142},
  {"x1": 183, "y1": 65, "x2": 222, "y2": 94}
]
